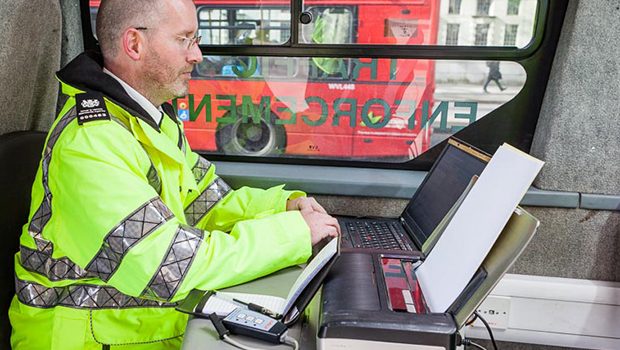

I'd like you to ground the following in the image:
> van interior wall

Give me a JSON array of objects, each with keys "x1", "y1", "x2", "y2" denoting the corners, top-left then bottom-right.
[
  {"x1": 58, "y1": 0, "x2": 85, "y2": 71},
  {"x1": 526, "y1": 0, "x2": 619, "y2": 282},
  {"x1": 0, "y1": 0, "x2": 62, "y2": 135}
]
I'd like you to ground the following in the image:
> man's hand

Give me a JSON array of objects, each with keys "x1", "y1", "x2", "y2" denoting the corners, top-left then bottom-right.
[
  {"x1": 299, "y1": 209, "x2": 340, "y2": 246},
  {"x1": 287, "y1": 197, "x2": 339, "y2": 245},
  {"x1": 287, "y1": 197, "x2": 327, "y2": 214}
]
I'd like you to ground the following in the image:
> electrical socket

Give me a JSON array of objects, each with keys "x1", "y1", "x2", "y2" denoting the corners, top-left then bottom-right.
[{"x1": 472, "y1": 296, "x2": 511, "y2": 330}]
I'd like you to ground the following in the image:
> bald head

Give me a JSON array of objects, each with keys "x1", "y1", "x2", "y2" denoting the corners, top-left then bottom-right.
[
  {"x1": 95, "y1": 0, "x2": 202, "y2": 106},
  {"x1": 96, "y1": 0, "x2": 164, "y2": 59}
]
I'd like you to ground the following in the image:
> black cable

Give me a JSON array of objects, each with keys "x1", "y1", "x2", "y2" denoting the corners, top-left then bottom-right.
[
  {"x1": 474, "y1": 311, "x2": 498, "y2": 350},
  {"x1": 465, "y1": 312, "x2": 479, "y2": 327},
  {"x1": 208, "y1": 313, "x2": 230, "y2": 340}
]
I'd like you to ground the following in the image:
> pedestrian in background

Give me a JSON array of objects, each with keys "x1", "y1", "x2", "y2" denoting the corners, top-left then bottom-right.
[{"x1": 483, "y1": 61, "x2": 506, "y2": 92}]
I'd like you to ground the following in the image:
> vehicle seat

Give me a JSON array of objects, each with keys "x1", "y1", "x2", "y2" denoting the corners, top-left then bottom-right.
[{"x1": 0, "y1": 131, "x2": 47, "y2": 348}]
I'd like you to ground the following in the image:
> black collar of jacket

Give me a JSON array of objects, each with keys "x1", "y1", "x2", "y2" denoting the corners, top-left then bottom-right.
[{"x1": 57, "y1": 50, "x2": 178, "y2": 132}]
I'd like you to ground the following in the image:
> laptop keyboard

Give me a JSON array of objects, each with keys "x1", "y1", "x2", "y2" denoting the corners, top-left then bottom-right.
[{"x1": 345, "y1": 220, "x2": 413, "y2": 251}]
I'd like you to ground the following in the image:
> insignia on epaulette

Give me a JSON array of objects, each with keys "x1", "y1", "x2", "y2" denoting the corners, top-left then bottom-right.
[{"x1": 76, "y1": 92, "x2": 110, "y2": 125}]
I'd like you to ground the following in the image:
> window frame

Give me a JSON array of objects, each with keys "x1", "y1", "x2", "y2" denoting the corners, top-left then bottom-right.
[
  {"x1": 504, "y1": 24, "x2": 519, "y2": 46},
  {"x1": 448, "y1": 0, "x2": 462, "y2": 15},
  {"x1": 83, "y1": 0, "x2": 551, "y2": 60},
  {"x1": 476, "y1": 0, "x2": 491, "y2": 16},
  {"x1": 197, "y1": 6, "x2": 293, "y2": 45},
  {"x1": 474, "y1": 23, "x2": 490, "y2": 46},
  {"x1": 80, "y1": 0, "x2": 569, "y2": 172},
  {"x1": 507, "y1": 0, "x2": 521, "y2": 15},
  {"x1": 300, "y1": 6, "x2": 355, "y2": 45},
  {"x1": 446, "y1": 23, "x2": 460, "y2": 45}
]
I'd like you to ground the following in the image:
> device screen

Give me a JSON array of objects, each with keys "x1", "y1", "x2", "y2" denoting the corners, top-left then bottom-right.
[{"x1": 402, "y1": 143, "x2": 488, "y2": 246}]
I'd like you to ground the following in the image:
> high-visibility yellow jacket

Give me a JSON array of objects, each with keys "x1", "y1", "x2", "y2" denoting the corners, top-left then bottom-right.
[{"x1": 9, "y1": 52, "x2": 311, "y2": 350}]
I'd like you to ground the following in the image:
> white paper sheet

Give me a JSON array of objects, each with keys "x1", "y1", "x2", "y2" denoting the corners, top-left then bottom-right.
[
  {"x1": 416, "y1": 144, "x2": 544, "y2": 312},
  {"x1": 201, "y1": 292, "x2": 286, "y2": 316}
]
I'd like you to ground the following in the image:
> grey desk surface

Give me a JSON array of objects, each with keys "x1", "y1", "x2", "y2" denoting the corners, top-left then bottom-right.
[{"x1": 181, "y1": 266, "x2": 318, "y2": 350}]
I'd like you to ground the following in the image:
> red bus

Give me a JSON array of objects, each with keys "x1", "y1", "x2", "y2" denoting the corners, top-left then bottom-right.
[{"x1": 90, "y1": 0, "x2": 439, "y2": 160}]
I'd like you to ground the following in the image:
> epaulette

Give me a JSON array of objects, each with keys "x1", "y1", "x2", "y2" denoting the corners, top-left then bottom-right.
[{"x1": 75, "y1": 92, "x2": 111, "y2": 125}]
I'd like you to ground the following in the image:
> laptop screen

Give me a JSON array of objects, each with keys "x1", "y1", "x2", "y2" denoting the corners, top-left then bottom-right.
[{"x1": 401, "y1": 139, "x2": 490, "y2": 249}]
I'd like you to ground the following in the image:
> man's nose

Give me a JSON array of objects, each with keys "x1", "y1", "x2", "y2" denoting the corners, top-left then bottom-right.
[{"x1": 187, "y1": 44, "x2": 203, "y2": 64}]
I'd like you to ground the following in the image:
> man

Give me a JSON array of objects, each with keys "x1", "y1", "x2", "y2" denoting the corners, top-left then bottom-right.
[
  {"x1": 483, "y1": 61, "x2": 506, "y2": 93},
  {"x1": 9, "y1": 0, "x2": 340, "y2": 349}
]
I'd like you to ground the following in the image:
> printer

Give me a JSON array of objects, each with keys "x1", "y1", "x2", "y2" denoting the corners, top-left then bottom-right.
[{"x1": 316, "y1": 206, "x2": 539, "y2": 350}]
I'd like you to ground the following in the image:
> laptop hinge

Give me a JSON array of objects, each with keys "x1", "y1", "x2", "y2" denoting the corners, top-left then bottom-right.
[{"x1": 400, "y1": 217, "x2": 423, "y2": 253}]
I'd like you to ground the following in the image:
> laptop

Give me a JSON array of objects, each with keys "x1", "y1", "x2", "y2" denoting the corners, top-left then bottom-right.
[{"x1": 339, "y1": 138, "x2": 491, "y2": 253}]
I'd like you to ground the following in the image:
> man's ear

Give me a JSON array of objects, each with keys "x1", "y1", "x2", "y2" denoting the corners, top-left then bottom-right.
[{"x1": 122, "y1": 28, "x2": 144, "y2": 61}]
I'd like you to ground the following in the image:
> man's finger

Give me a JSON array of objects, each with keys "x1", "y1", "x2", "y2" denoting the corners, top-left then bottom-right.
[
  {"x1": 308, "y1": 198, "x2": 328, "y2": 214},
  {"x1": 326, "y1": 226, "x2": 338, "y2": 238},
  {"x1": 325, "y1": 215, "x2": 341, "y2": 234},
  {"x1": 318, "y1": 225, "x2": 337, "y2": 240}
]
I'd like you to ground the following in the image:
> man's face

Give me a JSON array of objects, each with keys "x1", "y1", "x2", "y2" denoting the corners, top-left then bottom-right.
[{"x1": 141, "y1": 0, "x2": 203, "y2": 104}]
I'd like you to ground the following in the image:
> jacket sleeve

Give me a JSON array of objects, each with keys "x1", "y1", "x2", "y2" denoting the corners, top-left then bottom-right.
[
  {"x1": 184, "y1": 150, "x2": 306, "y2": 233},
  {"x1": 48, "y1": 121, "x2": 311, "y2": 303}
]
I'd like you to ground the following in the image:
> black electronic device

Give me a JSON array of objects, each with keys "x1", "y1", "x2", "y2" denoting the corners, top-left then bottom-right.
[
  {"x1": 339, "y1": 138, "x2": 490, "y2": 254},
  {"x1": 222, "y1": 308, "x2": 288, "y2": 344},
  {"x1": 317, "y1": 207, "x2": 540, "y2": 350}
]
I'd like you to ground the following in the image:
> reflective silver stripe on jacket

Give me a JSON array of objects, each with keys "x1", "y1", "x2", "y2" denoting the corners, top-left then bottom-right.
[
  {"x1": 22, "y1": 198, "x2": 174, "y2": 282},
  {"x1": 141, "y1": 225, "x2": 204, "y2": 301},
  {"x1": 86, "y1": 198, "x2": 174, "y2": 282},
  {"x1": 28, "y1": 107, "x2": 77, "y2": 253},
  {"x1": 184, "y1": 177, "x2": 231, "y2": 226},
  {"x1": 20, "y1": 246, "x2": 92, "y2": 281},
  {"x1": 15, "y1": 277, "x2": 176, "y2": 309},
  {"x1": 191, "y1": 156, "x2": 211, "y2": 184}
]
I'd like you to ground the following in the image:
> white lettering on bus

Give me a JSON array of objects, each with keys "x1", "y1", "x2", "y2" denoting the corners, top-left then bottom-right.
[{"x1": 327, "y1": 83, "x2": 355, "y2": 91}]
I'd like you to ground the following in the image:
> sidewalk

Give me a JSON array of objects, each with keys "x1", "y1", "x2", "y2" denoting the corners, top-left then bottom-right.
[{"x1": 435, "y1": 82, "x2": 519, "y2": 104}]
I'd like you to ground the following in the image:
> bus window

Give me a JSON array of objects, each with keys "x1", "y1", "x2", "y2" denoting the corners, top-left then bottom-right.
[
  {"x1": 300, "y1": 0, "x2": 538, "y2": 48},
  {"x1": 178, "y1": 57, "x2": 525, "y2": 160},
  {"x1": 197, "y1": 6, "x2": 290, "y2": 45},
  {"x1": 197, "y1": 9, "x2": 231, "y2": 44},
  {"x1": 87, "y1": 0, "x2": 540, "y2": 48},
  {"x1": 88, "y1": 0, "x2": 540, "y2": 163},
  {"x1": 302, "y1": 7, "x2": 354, "y2": 45},
  {"x1": 300, "y1": 7, "x2": 355, "y2": 78}
]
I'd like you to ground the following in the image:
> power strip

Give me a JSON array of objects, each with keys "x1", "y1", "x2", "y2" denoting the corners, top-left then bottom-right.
[{"x1": 463, "y1": 274, "x2": 620, "y2": 349}]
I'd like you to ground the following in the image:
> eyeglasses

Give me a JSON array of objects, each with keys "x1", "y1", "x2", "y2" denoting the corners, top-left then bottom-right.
[
  {"x1": 134, "y1": 27, "x2": 201, "y2": 50},
  {"x1": 177, "y1": 34, "x2": 202, "y2": 50}
]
